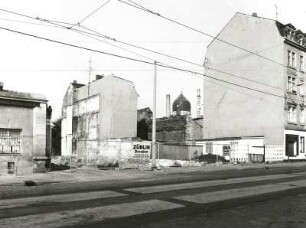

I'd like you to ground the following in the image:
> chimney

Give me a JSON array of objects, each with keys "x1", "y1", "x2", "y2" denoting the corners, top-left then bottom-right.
[
  {"x1": 72, "y1": 80, "x2": 77, "y2": 84},
  {"x1": 166, "y1": 94, "x2": 171, "y2": 117},
  {"x1": 96, "y1": 74, "x2": 104, "y2": 80},
  {"x1": 197, "y1": 89, "x2": 201, "y2": 117},
  {"x1": 252, "y1": 12, "x2": 258, "y2": 17},
  {"x1": 0, "y1": 82, "x2": 3, "y2": 91}
]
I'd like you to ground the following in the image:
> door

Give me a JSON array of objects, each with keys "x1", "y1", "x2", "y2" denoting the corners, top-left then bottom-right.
[{"x1": 286, "y1": 134, "x2": 299, "y2": 157}]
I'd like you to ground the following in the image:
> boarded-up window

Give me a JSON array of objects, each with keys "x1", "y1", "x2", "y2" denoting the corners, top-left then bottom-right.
[{"x1": 0, "y1": 129, "x2": 21, "y2": 153}]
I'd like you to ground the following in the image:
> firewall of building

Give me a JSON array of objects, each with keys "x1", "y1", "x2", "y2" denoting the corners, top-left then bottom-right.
[
  {"x1": 0, "y1": 82, "x2": 52, "y2": 175},
  {"x1": 61, "y1": 75, "x2": 138, "y2": 164},
  {"x1": 204, "y1": 12, "x2": 306, "y2": 160}
]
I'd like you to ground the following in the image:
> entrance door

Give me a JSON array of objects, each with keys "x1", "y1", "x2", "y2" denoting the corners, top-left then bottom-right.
[{"x1": 286, "y1": 134, "x2": 299, "y2": 157}]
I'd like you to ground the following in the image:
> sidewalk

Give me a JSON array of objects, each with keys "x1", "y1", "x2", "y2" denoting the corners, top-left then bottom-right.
[{"x1": 0, "y1": 161, "x2": 305, "y2": 187}]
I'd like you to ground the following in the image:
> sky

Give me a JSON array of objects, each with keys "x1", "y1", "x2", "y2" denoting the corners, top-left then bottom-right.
[{"x1": 1, "y1": 0, "x2": 306, "y2": 120}]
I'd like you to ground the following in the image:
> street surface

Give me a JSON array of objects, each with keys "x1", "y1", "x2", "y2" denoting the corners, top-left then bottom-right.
[{"x1": 0, "y1": 164, "x2": 306, "y2": 227}]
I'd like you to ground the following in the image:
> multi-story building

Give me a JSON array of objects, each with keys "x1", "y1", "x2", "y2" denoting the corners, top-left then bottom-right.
[
  {"x1": 61, "y1": 74, "x2": 138, "y2": 161},
  {"x1": 0, "y1": 82, "x2": 52, "y2": 174},
  {"x1": 203, "y1": 12, "x2": 306, "y2": 160}
]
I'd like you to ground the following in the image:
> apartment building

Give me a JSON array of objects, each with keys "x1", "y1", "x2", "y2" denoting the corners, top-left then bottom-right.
[{"x1": 203, "y1": 12, "x2": 306, "y2": 160}]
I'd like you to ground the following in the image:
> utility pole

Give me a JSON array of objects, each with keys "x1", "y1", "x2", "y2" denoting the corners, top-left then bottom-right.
[
  {"x1": 203, "y1": 57, "x2": 208, "y2": 130},
  {"x1": 88, "y1": 55, "x2": 92, "y2": 95},
  {"x1": 85, "y1": 55, "x2": 92, "y2": 166},
  {"x1": 151, "y1": 61, "x2": 157, "y2": 169}
]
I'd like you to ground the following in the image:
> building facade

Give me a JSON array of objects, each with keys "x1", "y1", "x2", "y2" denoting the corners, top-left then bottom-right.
[
  {"x1": 0, "y1": 82, "x2": 51, "y2": 174},
  {"x1": 61, "y1": 75, "x2": 138, "y2": 160},
  {"x1": 204, "y1": 12, "x2": 306, "y2": 160}
]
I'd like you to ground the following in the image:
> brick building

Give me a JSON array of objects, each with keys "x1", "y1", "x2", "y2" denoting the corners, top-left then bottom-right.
[{"x1": 139, "y1": 93, "x2": 203, "y2": 144}]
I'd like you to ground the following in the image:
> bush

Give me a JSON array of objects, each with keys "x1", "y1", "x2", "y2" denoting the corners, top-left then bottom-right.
[
  {"x1": 195, "y1": 154, "x2": 226, "y2": 164},
  {"x1": 97, "y1": 161, "x2": 119, "y2": 170}
]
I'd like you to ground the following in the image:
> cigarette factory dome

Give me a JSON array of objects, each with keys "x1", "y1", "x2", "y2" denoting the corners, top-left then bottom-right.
[{"x1": 172, "y1": 92, "x2": 191, "y2": 115}]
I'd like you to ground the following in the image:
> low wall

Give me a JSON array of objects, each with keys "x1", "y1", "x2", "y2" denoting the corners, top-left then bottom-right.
[
  {"x1": 61, "y1": 140, "x2": 151, "y2": 169},
  {"x1": 0, "y1": 154, "x2": 33, "y2": 175},
  {"x1": 159, "y1": 144, "x2": 202, "y2": 160}
]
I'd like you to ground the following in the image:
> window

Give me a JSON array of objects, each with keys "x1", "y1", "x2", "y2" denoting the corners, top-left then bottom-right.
[
  {"x1": 288, "y1": 50, "x2": 291, "y2": 66},
  {"x1": 301, "y1": 109, "x2": 305, "y2": 125},
  {"x1": 300, "y1": 55, "x2": 304, "y2": 71},
  {"x1": 292, "y1": 52, "x2": 296, "y2": 67},
  {"x1": 299, "y1": 37, "x2": 304, "y2": 46},
  {"x1": 288, "y1": 50, "x2": 296, "y2": 67},
  {"x1": 222, "y1": 145, "x2": 231, "y2": 157},
  {"x1": 288, "y1": 106, "x2": 297, "y2": 123},
  {"x1": 287, "y1": 76, "x2": 297, "y2": 93},
  {"x1": 0, "y1": 129, "x2": 21, "y2": 153},
  {"x1": 299, "y1": 79, "x2": 304, "y2": 95},
  {"x1": 206, "y1": 142, "x2": 213, "y2": 154},
  {"x1": 300, "y1": 136, "x2": 305, "y2": 153}
]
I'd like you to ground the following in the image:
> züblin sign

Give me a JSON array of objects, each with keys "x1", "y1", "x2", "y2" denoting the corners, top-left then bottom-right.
[{"x1": 133, "y1": 142, "x2": 151, "y2": 159}]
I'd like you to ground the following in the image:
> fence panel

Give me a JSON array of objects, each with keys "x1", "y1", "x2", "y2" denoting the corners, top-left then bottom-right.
[{"x1": 265, "y1": 145, "x2": 285, "y2": 162}]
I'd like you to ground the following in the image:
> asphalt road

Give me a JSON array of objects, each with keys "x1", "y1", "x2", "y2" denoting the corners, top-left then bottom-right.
[{"x1": 1, "y1": 165, "x2": 306, "y2": 227}]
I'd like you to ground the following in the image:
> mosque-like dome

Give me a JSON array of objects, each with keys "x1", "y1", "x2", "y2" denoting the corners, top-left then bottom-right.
[{"x1": 172, "y1": 92, "x2": 191, "y2": 115}]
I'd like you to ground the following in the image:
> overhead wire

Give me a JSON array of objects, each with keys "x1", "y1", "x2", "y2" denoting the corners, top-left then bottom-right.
[
  {"x1": 0, "y1": 25, "x2": 291, "y2": 101},
  {"x1": 77, "y1": 0, "x2": 112, "y2": 25},
  {"x1": 117, "y1": 0, "x2": 289, "y2": 69},
  {"x1": 0, "y1": 7, "x2": 287, "y2": 92},
  {"x1": 0, "y1": 17, "x2": 61, "y2": 28}
]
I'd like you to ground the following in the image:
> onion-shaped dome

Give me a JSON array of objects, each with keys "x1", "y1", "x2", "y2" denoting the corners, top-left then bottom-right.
[{"x1": 172, "y1": 92, "x2": 191, "y2": 115}]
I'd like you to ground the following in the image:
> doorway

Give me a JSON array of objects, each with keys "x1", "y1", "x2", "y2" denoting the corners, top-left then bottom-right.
[{"x1": 286, "y1": 134, "x2": 299, "y2": 157}]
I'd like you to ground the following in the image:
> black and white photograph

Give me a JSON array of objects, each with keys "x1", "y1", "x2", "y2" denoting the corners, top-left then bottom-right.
[{"x1": 1, "y1": 0, "x2": 306, "y2": 227}]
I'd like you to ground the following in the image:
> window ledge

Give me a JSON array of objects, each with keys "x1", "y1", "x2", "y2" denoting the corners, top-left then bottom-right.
[
  {"x1": 288, "y1": 66, "x2": 297, "y2": 70},
  {"x1": 288, "y1": 121, "x2": 298, "y2": 125},
  {"x1": 287, "y1": 91, "x2": 298, "y2": 95},
  {"x1": 0, "y1": 153, "x2": 22, "y2": 156}
]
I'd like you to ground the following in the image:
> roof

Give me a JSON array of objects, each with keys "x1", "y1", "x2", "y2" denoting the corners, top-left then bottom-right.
[
  {"x1": 0, "y1": 89, "x2": 47, "y2": 102},
  {"x1": 71, "y1": 82, "x2": 85, "y2": 89},
  {"x1": 207, "y1": 12, "x2": 306, "y2": 49},
  {"x1": 0, "y1": 87, "x2": 47, "y2": 108},
  {"x1": 137, "y1": 107, "x2": 152, "y2": 113},
  {"x1": 172, "y1": 92, "x2": 191, "y2": 112}
]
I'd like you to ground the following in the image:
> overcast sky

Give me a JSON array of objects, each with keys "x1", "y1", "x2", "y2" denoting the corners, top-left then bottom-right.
[{"x1": 1, "y1": 0, "x2": 306, "y2": 120}]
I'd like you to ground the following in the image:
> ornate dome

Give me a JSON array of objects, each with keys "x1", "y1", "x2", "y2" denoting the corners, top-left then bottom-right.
[{"x1": 172, "y1": 92, "x2": 191, "y2": 115}]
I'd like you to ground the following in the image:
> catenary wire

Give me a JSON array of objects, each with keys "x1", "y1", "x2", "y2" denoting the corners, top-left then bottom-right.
[
  {"x1": 77, "y1": 0, "x2": 112, "y2": 25},
  {"x1": 117, "y1": 0, "x2": 289, "y2": 69},
  {"x1": 0, "y1": 7, "x2": 287, "y2": 91},
  {"x1": 0, "y1": 25, "x2": 293, "y2": 101}
]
